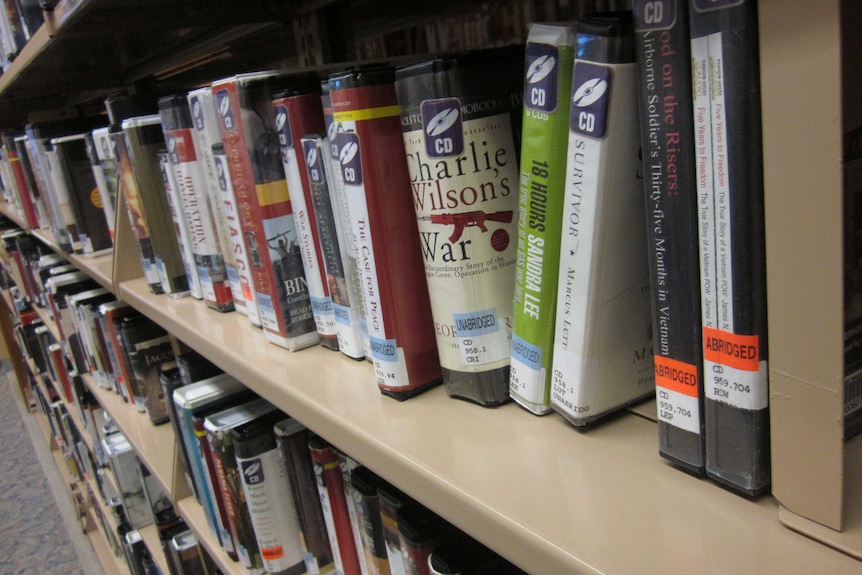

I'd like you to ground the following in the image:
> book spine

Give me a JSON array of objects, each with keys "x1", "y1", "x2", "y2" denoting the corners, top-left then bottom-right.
[
  {"x1": 234, "y1": 425, "x2": 306, "y2": 574},
  {"x1": 395, "y1": 49, "x2": 522, "y2": 407},
  {"x1": 74, "y1": 298, "x2": 111, "y2": 389},
  {"x1": 212, "y1": 143, "x2": 261, "y2": 326},
  {"x1": 349, "y1": 468, "x2": 389, "y2": 575},
  {"x1": 86, "y1": 130, "x2": 117, "y2": 242},
  {"x1": 54, "y1": 136, "x2": 113, "y2": 254},
  {"x1": 44, "y1": 146, "x2": 82, "y2": 252},
  {"x1": 302, "y1": 135, "x2": 366, "y2": 360},
  {"x1": 57, "y1": 291, "x2": 89, "y2": 372},
  {"x1": 308, "y1": 438, "x2": 362, "y2": 575},
  {"x1": 96, "y1": 313, "x2": 126, "y2": 400},
  {"x1": 337, "y1": 453, "x2": 370, "y2": 575},
  {"x1": 24, "y1": 131, "x2": 76, "y2": 249},
  {"x1": 689, "y1": 0, "x2": 769, "y2": 496},
  {"x1": 207, "y1": 427, "x2": 264, "y2": 571},
  {"x1": 633, "y1": 0, "x2": 706, "y2": 473},
  {"x1": 187, "y1": 88, "x2": 245, "y2": 317},
  {"x1": 158, "y1": 151, "x2": 203, "y2": 300},
  {"x1": 48, "y1": 342, "x2": 74, "y2": 403},
  {"x1": 160, "y1": 97, "x2": 234, "y2": 312},
  {"x1": 4, "y1": 137, "x2": 40, "y2": 227},
  {"x1": 845, "y1": 127, "x2": 862, "y2": 440},
  {"x1": 157, "y1": 366, "x2": 190, "y2": 491},
  {"x1": 274, "y1": 421, "x2": 335, "y2": 575},
  {"x1": 89, "y1": 305, "x2": 118, "y2": 393},
  {"x1": 103, "y1": 305, "x2": 143, "y2": 408},
  {"x1": 213, "y1": 77, "x2": 318, "y2": 350},
  {"x1": 320, "y1": 89, "x2": 372, "y2": 359},
  {"x1": 0, "y1": 135, "x2": 15, "y2": 204},
  {"x1": 329, "y1": 70, "x2": 442, "y2": 399},
  {"x1": 273, "y1": 93, "x2": 339, "y2": 351},
  {"x1": 186, "y1": 414, "x2": 237, "y2": 559},
  {"x1": 111, "y1": 128, "x2": 162, "y2": 292},
  {"x1": 509, "y1": 23, "x2": 576, "y2": 414},
  {"x1": 129, "y1": 335, "x2": 174, "y2": 425},
  {"x1": 551, "y1": 16, "x2": 654, "y2": 427},
  {"x1": 378, "y1": 488, "x2": 408, "y2": 575},
  {"x1": 122, "y1": 117, "x2": 190, "y2": 297}
]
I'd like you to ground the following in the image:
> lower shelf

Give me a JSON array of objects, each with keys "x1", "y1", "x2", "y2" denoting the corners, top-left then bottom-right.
[
  {"x1": 176, "y1": 497, "x2": 247, "y2": 575},
  {"x1": 777, "y1": 433, "x2": 862, "y2": 560},
  {"x1": 85, "y1": 509, "x2": 131, "y2": 575},
  {"x1": 140, "y1": 523, "x2": 171, "y2": 575},
  {"x1": 119, "y1": 275, "x2": 862, "y2": 575}
]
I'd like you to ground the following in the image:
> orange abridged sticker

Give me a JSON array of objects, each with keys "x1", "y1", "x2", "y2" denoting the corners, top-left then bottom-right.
[
  {"x1": 261, "y1": 546, "x2": 284, "y2": 560},
  {"x1": 702, "y1": 327, "x2": 760, "y2": 371},
  {"x1": 654, "y1": 356, "x2": 699, "y2": 397},
  {"x1": 91, "y1": 188, "x2": 103, "y2": 209}
]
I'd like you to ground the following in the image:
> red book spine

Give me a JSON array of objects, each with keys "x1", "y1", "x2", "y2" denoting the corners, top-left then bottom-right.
[
  {"x1": 7, "y1": 147, "x2": 40, "y2": 228},
  {"x1": 309, "y1": 439, "x2": 362, "y2": 575},
  {"x1": 273, "y1": 92, "x2": 339, "y2": 350},
  {"x1": 49, "y1": 344, "x2": 74, "y2": 404},
  {"x1": 196, "y1": 420, "x2": 239, "y2": 561},
  {"x1": 212, "y1": 75, "x2": 317, "y2": 350},
  {"x1": 103, "y1": 306, "x2": 136, "y2": 402},
  {"x1": 329, "y1": 71, "x2": 441, "y2": 399}
]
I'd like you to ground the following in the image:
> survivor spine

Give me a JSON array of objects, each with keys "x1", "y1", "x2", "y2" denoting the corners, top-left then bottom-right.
[{"x1": 550, "y1": 14, "x2": 654, "y2": 427}]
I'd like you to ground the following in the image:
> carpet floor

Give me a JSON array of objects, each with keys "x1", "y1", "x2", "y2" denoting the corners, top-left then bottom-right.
[{"x1": 0, "y1": 360, "x2": 106, "y2": 575}]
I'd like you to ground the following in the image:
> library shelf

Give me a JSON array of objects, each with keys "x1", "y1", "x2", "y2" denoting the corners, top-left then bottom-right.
[{"x1": 114, "y1": 273, "x2": 862, "y2": 575}]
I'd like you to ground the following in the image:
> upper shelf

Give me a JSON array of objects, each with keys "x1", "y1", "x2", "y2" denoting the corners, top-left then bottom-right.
[
  {"x1": 0, "y1": 0, "x2": 548, "y2": 129},
  {"x1": 0, "y1": 0, "x2": 303, "y2": 128}
]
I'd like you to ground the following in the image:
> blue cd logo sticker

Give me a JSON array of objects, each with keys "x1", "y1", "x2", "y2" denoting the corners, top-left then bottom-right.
[
  {"x1": 274, "y1": 104, "x2": 292, "y2": 148},
  {"x1": 421, "y1": 98, "x2": 463, "y2": 158},
  {"x1": 165, "y1": 133, "x2": 180, "y2": 165},
  {"x1": 240, "y1": 459, "x2": 264, "y2": 485},
  {"x1": 336, "y1": 132, "x2": 363, "y2": 186},
  {"x1": 215, "y1": 156, "x2": 229, "y2": 191},
  {"x1": 303, "y1": 140, "x2": 324, "y2": 184},
  {"x1": 525, "y1": 43, "x2": 559, "y2": 112},
  {"x1": 100, "y1": 135, "x2": 111, "y2": 159},
  {"x1": 215, "y1": 89, "x2": 235, "y2": 132},
  {"x1": 190, "y1": 96, "x2": 206, "y2": 131},
  {"x1": 570, "y1": 62, "x2": 611, "y2": 138}
]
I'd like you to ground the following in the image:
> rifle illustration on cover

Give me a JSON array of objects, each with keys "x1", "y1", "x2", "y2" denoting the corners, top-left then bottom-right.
[{"x1": 419, "y1": 210, "x2": 514, "y2": 242}]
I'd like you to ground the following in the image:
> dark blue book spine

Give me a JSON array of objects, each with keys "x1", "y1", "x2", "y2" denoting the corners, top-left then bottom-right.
[
  {"x1": 634, "y1": 0, "x2": 706, "y2": 473},
  {"x1": 689, "y1": 0, "x2": 769, "y2": 496}
]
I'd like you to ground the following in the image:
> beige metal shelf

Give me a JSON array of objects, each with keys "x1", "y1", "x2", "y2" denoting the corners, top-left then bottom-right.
[
  {"x1": 140, "y1": 524, "x2": 171, "y2": 575},
  {"x1": 176, "y1": 497, "x2": 247, "y2": 575},
  {"x1": 68, "y1": 250, "x2": 115, "y2": 293},
  {"x1": 84, "y1": 371, "x2": 189, "y2": 503},
  {"x1": 85, "y1": 519, "x2": 129, "y2": 575},
  {"x1": 30, "y1": 226, "x2": 116, "y2": 293},
  {"x1": 118, "y1": 275, "x2": 862, "y2": 574},
  {"x1": 1, "y1": 1, "x2": 860, "y2": 572},
  {"x1": 0, "y1": 202, "x2": 31, "y2": 229}
]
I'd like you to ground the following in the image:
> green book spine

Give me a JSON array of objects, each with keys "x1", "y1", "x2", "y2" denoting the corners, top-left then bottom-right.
[{"x1": 509, "y1": 23, "x2": 577, "y2": 415}]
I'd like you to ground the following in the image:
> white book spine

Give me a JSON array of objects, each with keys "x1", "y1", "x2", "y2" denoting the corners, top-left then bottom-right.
[
  {"x1": 551, "y1": 57, "x2": 653, "y2": 425},
  {"x1": 159, "y1": 152, "x2": 203, "y2": 300}
]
